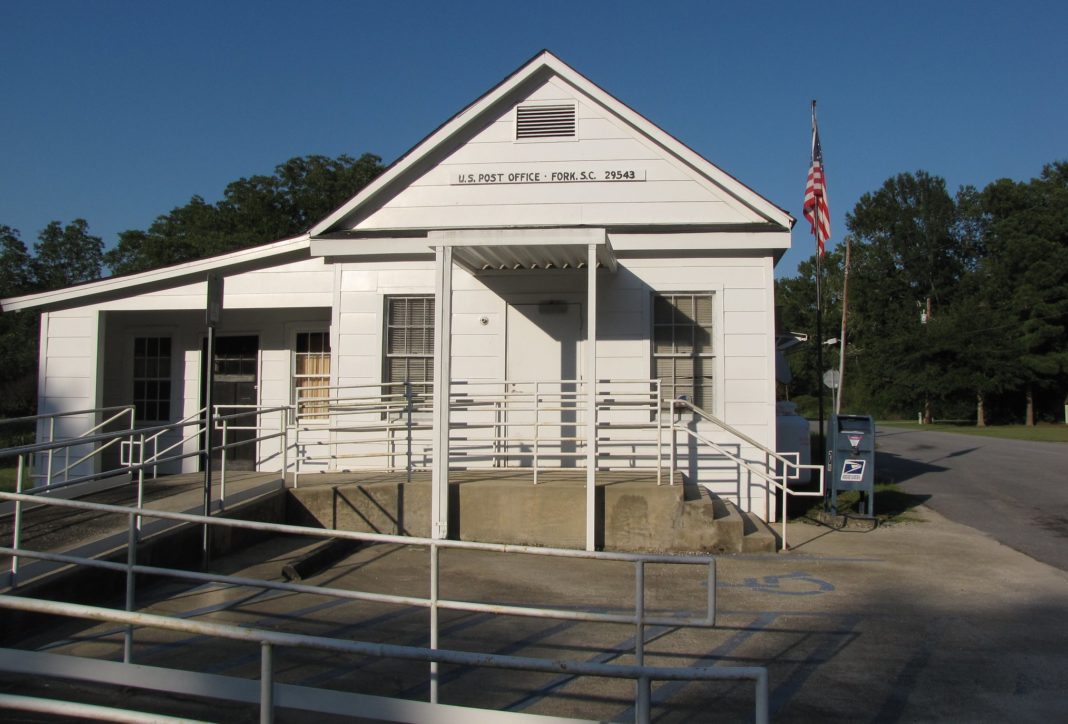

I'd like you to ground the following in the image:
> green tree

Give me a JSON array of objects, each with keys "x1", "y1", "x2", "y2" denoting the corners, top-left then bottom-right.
[
  {"x1": 0, "y1": 225, "x2": 32, "y2": 295},
  {"x1": 31, "y1": 219, "x2": 103, "y2": 290},
  {"x1": 842, "y1": 171, "x2": 979, "y2": 421},
  {"x1": 105, "y1": 153, "x2": 384, "y2": 275},
  {"x1": 775, "y1": 246, "x2": 846, "y2": 416},
  {"x1": 0, "y1": 226, "x2": 40, "y2": 418},
  {"x1": 979, "y1": 162, "x2": 1068, "y2": 424}
]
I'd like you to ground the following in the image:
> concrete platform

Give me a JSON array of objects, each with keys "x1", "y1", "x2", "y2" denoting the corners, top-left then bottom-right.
[{"x1": 287, "y1": 469, "x2": 774, "y2": 553}]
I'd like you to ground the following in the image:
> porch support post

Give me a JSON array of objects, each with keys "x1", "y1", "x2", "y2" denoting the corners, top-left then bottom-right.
[
  {"x1": 586, "y1": 243, "x2": 598, "y2": 551},
  {"x1": 431, "y1": 246, "x2": 453, "y2": 540}
]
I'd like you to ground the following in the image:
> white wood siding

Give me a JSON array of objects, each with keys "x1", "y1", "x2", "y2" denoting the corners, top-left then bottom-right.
[
  {"x1": 36, "y1": 309, "x2": 103, "y2": 482},
  {"x1": 350, "y1": 77, "x2": 761, "y2": 231},
  {"x1": 327, "y1": 251, "x2": 777, "y2": 516}
]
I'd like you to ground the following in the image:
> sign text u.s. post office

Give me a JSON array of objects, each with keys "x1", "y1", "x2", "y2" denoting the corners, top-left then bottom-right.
[{"x1": 452, "y1": 168, "x2": 646, "y2": 185}]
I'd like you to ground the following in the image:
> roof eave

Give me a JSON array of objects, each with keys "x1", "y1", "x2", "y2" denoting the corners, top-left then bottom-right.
[{"x1": 1, "y1": 235, "x2": 312, "y2": 313}]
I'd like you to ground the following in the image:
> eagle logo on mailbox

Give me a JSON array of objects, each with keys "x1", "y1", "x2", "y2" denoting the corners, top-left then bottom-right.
[{"x1": 841, "y1": 459, "x2": 866, "y2": 482}]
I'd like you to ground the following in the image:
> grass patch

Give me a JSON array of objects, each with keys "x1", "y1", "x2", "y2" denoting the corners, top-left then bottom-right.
[
  {"x1": 791, "y1": 482, "x2": 928, "y2": 525},
  {"x1": 879, "y1": 420, "x2": 1068, "y2": 443},
  {"x1": 0, "y1": 466, "x2": 17, "y2": 493}
]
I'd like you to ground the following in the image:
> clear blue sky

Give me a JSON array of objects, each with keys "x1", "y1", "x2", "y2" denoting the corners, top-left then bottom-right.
[{"x1": 2, "y1": 1, "x2": 1065, "y2": 278}]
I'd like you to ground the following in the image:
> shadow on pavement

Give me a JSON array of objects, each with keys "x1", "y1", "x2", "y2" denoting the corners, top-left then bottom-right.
[{"x1": 874, "y1": 449, "x2": 945, "y2": 485}]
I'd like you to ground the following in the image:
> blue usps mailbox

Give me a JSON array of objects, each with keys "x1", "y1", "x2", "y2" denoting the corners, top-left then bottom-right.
[{"x1": 827, "y1": 414, "x2": 876, "y2": 516}]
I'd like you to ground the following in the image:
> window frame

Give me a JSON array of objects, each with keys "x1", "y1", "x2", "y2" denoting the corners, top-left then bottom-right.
[
  {"x1": 132, "y1": 335, "x2": 174, "y2": 423},
  {"x1": 650, "y1": 292, "x2": 717, "y2": 412},
  {"x1": 383, "y1": 295, "x2": 435, "y2": 405},
  {"x1": 292, "y1": 328, "x2": 332, "y2": 422}
]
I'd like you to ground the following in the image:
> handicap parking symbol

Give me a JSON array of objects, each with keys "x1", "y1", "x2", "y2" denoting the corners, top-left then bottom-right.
[{"x1": 720, "y1": 571, "x2": 835, "y2": 596}]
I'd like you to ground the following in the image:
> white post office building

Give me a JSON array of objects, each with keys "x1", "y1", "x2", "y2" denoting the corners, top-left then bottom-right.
[{"x1": 3, "y1": 52, "x2": 798, "y2": 550}]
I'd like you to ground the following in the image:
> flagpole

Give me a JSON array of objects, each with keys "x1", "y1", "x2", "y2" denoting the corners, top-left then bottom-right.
[{"x1": 811, "y1": 100, "x2": 826, "y2": 467}]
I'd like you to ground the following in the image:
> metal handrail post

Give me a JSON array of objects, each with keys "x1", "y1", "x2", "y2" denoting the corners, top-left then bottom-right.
[
  {"x1": 655, "y1": 382, "x2": 663, "y2": 486},
  {"x1": 292, "y1": 410, "x2": 300, "y2": 489},
  {"x1": 755, "y1": 667, "x2": 770, "y2": 724},
  {"x1": 781, "y1": 468, "x2": 790, "y2": 550},
  {"x1": 46, "y1": 417, "x2": 55, "y2": 486},
  {"x1": 219, "y1": 416, "x2": 228, "y2": 511},
  {"x1": 406, "y1": 382, "x2": 413, "y2": 484},
  {"x1": 136, "y1": 434, "x2": 145, "y2": 531},
  {"x1": 260, "y1": 642, "x2": 274, "y2": 724},
  {"x1": 281, "y1": 409, "x2": 289, "y2": 483},
  {"x1": 123, "y1": 510, "x2": 137, "y2": 664},
  {"x1": 429, "y1": 543, "x2": 440, "y2": 704},
  {"x1": 635, "y1": 560, "x2": 649, "y2": 720},
  {"x1": 533, "y1": 382, "x2": 540, "y2": 484},
  {"x1": 669, "y1": 411, "x2": 677, "y2": 483},
  {"x1": 706, "y1": 559, "x2": 717, "y2": 627},
  {"x1": 11, "y1": 454, "x2": 25, "y2": 586},
  {"x1": 637, "y1": 675, "x2": 651, "y2": 723},
  {"x1": 496, "y1": 396, "x2": 503, "y2": 467}
]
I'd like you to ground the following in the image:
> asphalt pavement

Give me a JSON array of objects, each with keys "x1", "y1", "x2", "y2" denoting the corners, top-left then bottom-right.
[
  {"x1": 874, "y1": 425, "x2": 1068, "y2": 571},
  {"x1": 4, "y1": 506, "x2": 1068, "y2": 722}
]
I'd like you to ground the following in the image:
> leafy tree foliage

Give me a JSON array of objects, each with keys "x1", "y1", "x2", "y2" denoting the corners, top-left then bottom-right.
[
  {"x1": 977, "y1": 163, "x2": 1068, "y2": 423},
  {"x1": 32, "y1": 219, "x2": 103, "y2": 290},
  {"x1": 2, "y1": 219, "x2": 106, "y2": 418},
  {"x1": 778, "y1": 164, "x2": 1068, "y2": 425},
  {"x1": 105, "y1": 153, "x2": 384, "y2": 275},
  {"x1": 0, "y1": 226, "x2": 41, "y2": 418}
]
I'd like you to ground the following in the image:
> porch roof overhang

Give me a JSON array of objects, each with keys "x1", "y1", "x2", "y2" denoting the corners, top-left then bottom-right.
[
  {"x1": 310, "y1": 227, "x2": 617, "y2": 274},
  {"x1": 1, "y1": 235, "x2": 313, "y2": 313}
]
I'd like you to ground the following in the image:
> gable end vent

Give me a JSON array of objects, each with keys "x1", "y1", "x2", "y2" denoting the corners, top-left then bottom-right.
[{"x1": 516, "y1": 104, "x2": 576, "y2": 139}]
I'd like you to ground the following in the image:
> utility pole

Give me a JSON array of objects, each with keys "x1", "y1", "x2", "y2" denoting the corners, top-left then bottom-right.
[{"x1": 835, "y1": 237, "x2": 851, "y2": 413}]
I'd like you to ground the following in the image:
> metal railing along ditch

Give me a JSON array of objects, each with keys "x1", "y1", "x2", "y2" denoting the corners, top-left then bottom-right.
[{"x1": 0, "y1": 491, "x2": 769, "y2": 724}]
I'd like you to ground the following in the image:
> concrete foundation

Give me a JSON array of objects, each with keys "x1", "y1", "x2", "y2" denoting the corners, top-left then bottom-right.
[{"x1": 287, "y1": 470, "x2": 775, "y2": 553}]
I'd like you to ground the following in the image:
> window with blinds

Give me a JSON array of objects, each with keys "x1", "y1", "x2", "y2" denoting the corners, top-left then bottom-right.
[
  {"x1": 133, "y1": 336, "x2": 172, "y2": 422},
  {"x1": 652, "y1": 293, "x2": 715, "y2": 409},
  {"x1": 385, "y1": 296, "x2": 434, "y2": 398},
  {"x1": 294, "y1": 331, "x2": 331, "y2": 419}
]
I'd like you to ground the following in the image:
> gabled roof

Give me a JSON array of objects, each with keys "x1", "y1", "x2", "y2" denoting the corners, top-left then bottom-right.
[
  {"x1": 310, "y1": 50, "x2": 793, "y2": 237},
  {"x1": 1, "y1": 235, "x2": 311, "y2": 313},
  {"x1": 3, "y1": 51, "x2": 794, "y2": 314}
]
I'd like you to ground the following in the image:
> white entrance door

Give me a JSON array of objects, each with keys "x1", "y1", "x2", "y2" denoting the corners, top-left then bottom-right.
[{"x1": 505, "y1": 303, "x2": 582, "y2": 467}]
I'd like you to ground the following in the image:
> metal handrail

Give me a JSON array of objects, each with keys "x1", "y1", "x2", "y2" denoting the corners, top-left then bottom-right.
[
  {"x1": 0, "y1": 490, "x2": 769, "y2": 723},
  {"x1": 0, "y1": 595, "x2": 767, "y2": 724},
  {"x1": 213, "y1": 404, "x2": 289, "y2": 507},
  {"x1": 670, "y1": 399, "x2": 825, "y2": 550},
  {"x1": 291, "y1": 379, "x2": 664, "y2": 485},
  {"x1": 0, "y1": 404, "x2": 135, "y2": 427}
]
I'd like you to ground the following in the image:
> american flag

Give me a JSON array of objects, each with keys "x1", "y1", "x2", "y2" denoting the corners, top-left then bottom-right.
[{"x1": 804, "y1": 111, "x2": 830, "y2": 255}]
